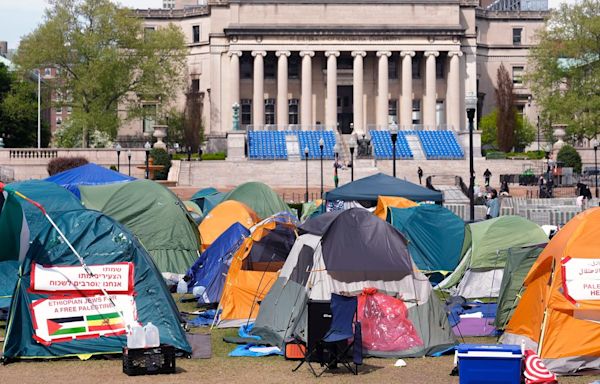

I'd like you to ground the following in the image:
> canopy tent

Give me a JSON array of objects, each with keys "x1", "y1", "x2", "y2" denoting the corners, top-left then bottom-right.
[
  {"x1": 387, "y1": 204, "x2": 464, "y2": 274},
  {"x1": 374, "y1": 196, "x2": 418, "y2": 220},
  {"x1": 324, "y1": 173, "x2": 443, "y2": 203},
  {"x1": 46, "y1": 163, "x2": 135, "y2": 198},
  {"x1": 438, "y1": 216, "x2": 548, "y2": 299},
  {"x1": 502, "y1": 208, "x2": 600, "y2": 374},
  {"x1": 191, "y1": 187, "x2": 224, "y2": 214},
  {"x1": 217, "y1": 214, "x2": 297, "y2": 327},
  {"x1": 2, "y1": 209, "x2": 191, "y2": 361},
  {"x1": 80, "y1": 180, "x2": 200, "y2": 275},
  {"x1": 252, "y1": 208, "x2": 456, "y2": 357},
  {"x1": 222, "y1": 182, "x2": 293, "y2": 220},
  {"x1": 198, "y1": 200, "x2": 259, "y2": 251}
]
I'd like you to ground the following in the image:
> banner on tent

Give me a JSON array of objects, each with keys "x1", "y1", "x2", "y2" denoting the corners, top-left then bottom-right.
[
  {"x1": 30, "y1": 262, "x2": 134, "y2": 295},
  {"x1": 30, "y1": 294, "x2": 137, "y2": 345},
  {"x1": 562, "y1": 257, "x2": 600, "y2": 303}
]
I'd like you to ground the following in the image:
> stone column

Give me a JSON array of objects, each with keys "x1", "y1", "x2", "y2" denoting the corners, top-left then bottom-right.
[
  {"x1": 446, "y1": 51, "x2": 463, "y2": 131},
  {"x1": 276, "y1": 50, "x2": 290, "y2": 128},
  {"x1": 351, "y1": 51, "x2": 366, "y2": 135},
  {"x1": 252, "y1": 50, "x2": 267, "y2": 127},
  {"x1": 299, "y1": 51, "x2": 314, "y2": 129},
  {"x1": 400, "y1": 51, "x2": 415, "y2": 128},
  {"x1": 229, "y1": 51, "x2": 242, "y2": 109},
  {"x1": 325, "y1": 51, "x2": 340, "y2": 130},
  {"x1": 423, "y1": 51, "x2": 439, "y2": 128},
  {"x1": 377, "y1": 51, "x2": 392, "y2": 129}
]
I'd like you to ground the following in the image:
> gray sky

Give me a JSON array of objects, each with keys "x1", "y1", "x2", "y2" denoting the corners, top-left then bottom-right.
[{"x1": 0, "y1": 0, "x2": 582, "y2": 50}]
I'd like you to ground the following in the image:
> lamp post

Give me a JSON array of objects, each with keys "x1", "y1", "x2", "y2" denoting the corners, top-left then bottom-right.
[
  {"x1": 115, "y1": 143, "x2": 122, "y2": 172},
  {"x1": 537, "y1": 115, "x2": 541, "y2": 152},
  {"x1": 466, "y1": 93, "x2": 477, "y2": 222},
  {"x1": 390, "y1": 122, "x2": 398, "y2": 177},
  {"x1": 36, "y1": 70, "x2": 41, "y2": 149},
  {"x1": 304, "y1": 146, "x2": 309, "y2": 202},
  {"x1": 127, "y1": 149, "x2": 132, "y2": 176},
  {"x1": 319, "y1": 137, "x2": 324, "y2": 198},
  {"x1": 144, "y1": 141, "x2": 151, "y2": 179},
  {"x1": 594, "y1": 139, "x2": 599, "y2": 198},
  {"x1": 349, "y1": 135, "x2": 357, "y2": 182}
]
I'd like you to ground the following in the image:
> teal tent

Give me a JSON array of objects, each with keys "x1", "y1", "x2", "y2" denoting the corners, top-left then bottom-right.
[
  {"x1": 2, "y1": 209, "x2": 191, "y2": 360},
  {"x1": 191, "y1": 187, "x2": 224, "y2": 214}
]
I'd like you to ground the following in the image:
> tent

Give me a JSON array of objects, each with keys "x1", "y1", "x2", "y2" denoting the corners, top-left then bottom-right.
[
  {"x1": 374, "y1": 196, "x2": 418, "y2": 220},
  {"x1": 251, "y1": 208, "x2": 457, "y2": 357},
  {"x1": 387, "y1": 204, "x2": 464, "y2": 274},
  {"x1": 502, "y1": 208, "x2": 600, "y2": 374},
  {"x1": 0, "y1": 189, "x2": 29, "y2": 264},
  {"x1": 80, "y1": 180, "x2": 200, "y2": 275},
  {"x1": 217, "y1": 214, "x2": 297, "y2": 327},
  {"x1": 186, "y1": 222, "x2": 250, "y2": 304},
  {"x1": 324, "y1": 173, "x2": 443, "y2": 203},
  {"x1": 438, "y1": 216, "x2": 548, "y2": 299},
  {"x1": 222, "y1": 182, "x2": 292, "y2": 219},
  {"x1": 494, "y1": 243, "x2": 545, "y2": 330},
  {"x1": 191, "y1": 187, "x2": 224, "y2": 214},
  {"x1": 46, "y1": 163, "x2": 135, "y2": 198},
  {"x1": 199, "y1": 200, "x2": 259, "y2": 251},
  {"x1": 183, "y1": 200, "x2": 203, "y2": 216},
  {"x1": 2, "y1": 209, "x2": 191, "y2": 360}
]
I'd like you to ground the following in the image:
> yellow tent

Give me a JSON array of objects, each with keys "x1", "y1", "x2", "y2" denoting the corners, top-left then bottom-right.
[
  {"x1": 199, "y1": 200, "x2": 259, "y2": 251},
  {"x1": 373, "y1": 195, "x2": 418, "y2": 220}
]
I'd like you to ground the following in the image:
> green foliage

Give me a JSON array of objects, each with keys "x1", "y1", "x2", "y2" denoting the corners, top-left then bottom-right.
[
  {"x1": 109, "y1": 165, "x2": 117, "y2": 171},
  {"x1": 480, "y1": 109, "x2": 498, "y2": 149},
  {"x1": 161, "y1": 108, "x2": 186, "y2": 147},
  {"x1": 505, "y1": 151, "x2": 547, "y2": 160},
  {"x1": 557, "y1": 144, "x2": 582, "y2": 174},
  {"x1": 149, "y1": 148, "x2": 171, "y2": 180},
  {"x1": 14, "y1": 0, "x2": 187, "y2": 147},
  {"x1": 53, "y1": 126, "x2": 112, "y2": 148},
  {"x1": 201, "y1": 152, "x2": 226, "y2": 160},
  {"x1": 485, "y1": 151, "x2": 507, "y2": 159},
  {"x1": 47, "y1": 157, "x2": 89, "y2": 176},
  {"x1": 495, "y1": 64, "x2": 516, "y2": 152},
  {"x1": 481, "y1": 108, "x2": 536, "y2": 152}
]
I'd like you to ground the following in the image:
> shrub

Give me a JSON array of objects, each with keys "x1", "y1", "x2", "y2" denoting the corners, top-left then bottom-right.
[
  {"x1": 47, "y1": 157, "x2": 88, "y2": 176},
  {"x1": 201, "y1": 152, "x2": 226, "y2": 160},
  {"x1": 557, "y1": 144, "x2": 582, "y2": 174},
  {"x1": 485, "y1": 151, "x2": 507, "y2": 160},
  {"x1": 149, "y1": 148, "x2": 171, "y2": 180}
]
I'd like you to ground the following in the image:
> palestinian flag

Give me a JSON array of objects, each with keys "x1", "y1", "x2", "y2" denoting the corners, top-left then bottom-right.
[
  {"x1": 86, "y1": 312, "x2": 125, "y2": 332},
  {"x1": 46, "y1": 316, "x2": 87, "y2": 336}
]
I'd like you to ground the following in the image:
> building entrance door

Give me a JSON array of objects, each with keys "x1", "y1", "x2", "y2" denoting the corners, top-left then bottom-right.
[{"x1": 337, "y1": 85, "x2": 353, "y2": 134}]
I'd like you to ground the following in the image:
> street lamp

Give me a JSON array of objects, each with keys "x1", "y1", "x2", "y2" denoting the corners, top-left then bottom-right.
[
  {"x1": 466, "y1": 93, "x2": 477, "y2": 222},
  {"x1": 537, "y1": 115, "x2": 541, "y2": 152},
  {"x1": 115, "y1": 143, "x2": 122, "y2": 172},
  {"x1": 333, "y1": 143, "x2": 340, "y2": 188},
  {"x1": 319, "y1": 137, "x2": 324, "y2": 198},
  {"x1": 593, "y1": 139, "x2": 599, "y2": 198},
  {"x1": 304, "y1": 146, "x2": 309, "y2": 202},
  {"x1": 349, "y1": 135, "x2": 357, "y2": 182},
  {"x1": 390, "y1": 122, "x2": 398, "y2": 177},
  {"x1": 144, "y1": 141, "x2": 151, "y2": 179},
  {"x1": 127, "y1": 149, "x2": 132, "y2": 176}
]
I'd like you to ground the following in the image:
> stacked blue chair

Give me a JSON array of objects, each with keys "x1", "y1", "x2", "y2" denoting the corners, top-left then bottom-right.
[
  {"x1": 297, "y1": 131, "x2": 336, "y2": 160},
  {"x1": 247, "y1": 131, "x2": 288, "y2": 160},
  {"x1": 368, "y1": 130, "x2": 413, "y2": 160},
  {"x1": 417, "y1": 130, "x2": 464, "y2": 160}
]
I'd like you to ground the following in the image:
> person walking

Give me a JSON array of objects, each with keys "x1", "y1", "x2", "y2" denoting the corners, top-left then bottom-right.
[
  {"x1": 417, "y1": 167, "x2": 423, "y2": 185},
  {"x1": 484, "y1": 168, "x2": 492, "y2": 187},
  {"x1": 485, "y1": 189, "x2": 500, "y2": 219}
]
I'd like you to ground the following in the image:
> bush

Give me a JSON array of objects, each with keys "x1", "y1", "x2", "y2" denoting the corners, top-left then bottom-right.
[
  {"x1": 485, "y1": 151, "x2": 507, "y2": 160},
  {"x1": 47, "y1": 157, "x2": 89, "y2": 176},
  {"x1": 149, "y1": 148, "x2": 171, "y2": 180},
  {"x1": 201, "y1": 152, "x2": 226, "y2": 160},
  {"x1": 557, "y1": 144, "x2": 582, "y2": 174}
]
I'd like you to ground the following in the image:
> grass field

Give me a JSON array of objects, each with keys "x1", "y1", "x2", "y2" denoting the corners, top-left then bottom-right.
[{"x1": 1, "y1": 296, "x2": 600, "y2": 384}]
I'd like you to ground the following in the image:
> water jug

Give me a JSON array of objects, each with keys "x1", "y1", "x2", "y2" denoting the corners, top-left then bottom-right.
[
  {"x1": 127, "y1": 323, "x2": 145, "y2": 349},
  {"x1": 144, "y1": 322, "x2": 160, "y2": 348},
  {"x1": 177, "y1": 278, "x2": 188, "y2": 294}
]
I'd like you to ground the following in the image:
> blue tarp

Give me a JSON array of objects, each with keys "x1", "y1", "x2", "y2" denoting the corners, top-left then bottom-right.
[
  {"x1": 46, "y1": 163, "x2": 135, "y2": 198},
  {"x1": 186, "y1": 222, "x2": 250, "y2": 304}
]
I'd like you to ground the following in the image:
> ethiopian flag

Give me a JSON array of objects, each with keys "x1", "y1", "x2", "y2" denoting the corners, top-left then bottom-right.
[
  {"x1": 46, "y1": 316, "x2": 87, "y2": 336},
  {"x1": 86, "y1": 312, "x2": 125, "y2": 332}
]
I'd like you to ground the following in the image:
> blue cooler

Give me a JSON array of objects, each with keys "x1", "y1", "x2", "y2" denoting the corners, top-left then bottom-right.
[{"x1": 457, "y1": 344, "x2": 522, "y2": 384}]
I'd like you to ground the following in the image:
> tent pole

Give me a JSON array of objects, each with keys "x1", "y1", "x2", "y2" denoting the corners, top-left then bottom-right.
[{"x1": 537, "y1": 258, "x2": 556, "y2": 356}]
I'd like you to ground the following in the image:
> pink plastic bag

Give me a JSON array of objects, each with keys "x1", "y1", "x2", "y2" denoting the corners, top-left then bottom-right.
[{"x1": 357, "y1": 288, "x2": 423, "y2": 352}]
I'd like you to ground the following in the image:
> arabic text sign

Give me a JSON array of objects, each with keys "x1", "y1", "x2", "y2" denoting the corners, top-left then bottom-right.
[{"x1": 562, "y1": 257, "x2": 600, "y2": 302}]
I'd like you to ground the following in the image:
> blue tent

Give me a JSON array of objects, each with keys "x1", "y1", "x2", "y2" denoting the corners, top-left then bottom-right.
[
  {"x1": 46, "y1": 163, "x2": 135, "y2": 198},
  {"x1": 186, "y1": 222, "x2": 249, "y2": 304}
]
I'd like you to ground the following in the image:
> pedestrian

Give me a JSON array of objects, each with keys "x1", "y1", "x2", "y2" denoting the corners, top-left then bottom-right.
[
  {"x1": 485, "y1": 189, "x2": 500, "y2": 219},
  {"x1": 417, "y1": 167, "x2": 423, "y2": 185},
  {"x1": 484, "y1": 168, "x2": 492, "y2": 187},
  {"x1": 333, "y1": 157, "x2": 342, "y2": 188},
  {"x1": 500, "y1": 179, "x2": 510, "y2": 196},
  {"x1": 538, "y1": 176, "x2": 546, "y2": 198}
]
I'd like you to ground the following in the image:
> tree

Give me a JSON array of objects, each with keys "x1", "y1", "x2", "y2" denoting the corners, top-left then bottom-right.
[
  {"x1": 480, "y1": 108, "x2": 536, "y2": 151},
  {"x1": 183, "y1": 87, "x2": 204, "y2": 152},
  {"x1": 527, "y1": 0, "x2": 600, "y2": 143},
  {"x1": 557, "y1": 144, "x2": 582, "y2": 174},
  {"x1": 495, "y1": 63, "x2": 517, "y2": 152},
  {"x1": 14, "y1": 0, "x2": 187, "y2": 147}
]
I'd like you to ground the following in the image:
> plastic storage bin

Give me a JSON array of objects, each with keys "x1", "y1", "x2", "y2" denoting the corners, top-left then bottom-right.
[
  {"x1": 457, "y1": 344, "x2": 522, "y2": 384},
  {"x1": 122, "y1": 345, "x2": 176, "y2": 376}
]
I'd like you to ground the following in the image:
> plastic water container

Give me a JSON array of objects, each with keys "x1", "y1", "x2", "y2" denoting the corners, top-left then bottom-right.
[
  {"x1": 144, "y1": 322, "x2": 160, "y2": 348},
  {"x1": 176, "y1": 278, "x2": 188, "y2": 294},
  {"x1": 192, "y1": 285, "x2": 206, "y2": 298},
  {"x1": 127, "y1": 323, "x2": 145, "y2": 349}
]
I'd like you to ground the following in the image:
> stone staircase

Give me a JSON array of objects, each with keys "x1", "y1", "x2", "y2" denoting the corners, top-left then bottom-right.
[{"x1": 405, "y1": 134, "x2": 425, "y2": 160}]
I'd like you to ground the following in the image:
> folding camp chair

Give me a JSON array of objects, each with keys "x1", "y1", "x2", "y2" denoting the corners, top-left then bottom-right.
[{"x1": 293, "y1": 294, "x2": 363, "y2": 377}]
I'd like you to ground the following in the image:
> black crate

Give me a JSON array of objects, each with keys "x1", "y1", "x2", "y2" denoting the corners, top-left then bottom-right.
[{"x1": 122, "y1": 345, "x2": 176, "y2": 376}]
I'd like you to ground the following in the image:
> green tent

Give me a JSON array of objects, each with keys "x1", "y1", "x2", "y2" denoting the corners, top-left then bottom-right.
[
  {"x1": 437, "y1": 215, "x2": 548, "y2": 299},
  {"x1": 0, "y1": 190, "x2": 28, "y2": 263},
  {"x1": 80, "y1": 180, "x2": 200, "y2": 274},
  {"x1": 2, "y1": 209, "x2": 191, "y2": 360},
  {"x1": 494, "y1": 244, "x2": 545, "y2": 330},
  {"x1": 222, "y1": 182, "x2": 292, "y2": 220}
]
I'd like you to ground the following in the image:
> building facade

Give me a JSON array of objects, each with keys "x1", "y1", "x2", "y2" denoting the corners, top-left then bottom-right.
[{"x1": 127, "y1": 0, "x2": 547, "y2": 148}]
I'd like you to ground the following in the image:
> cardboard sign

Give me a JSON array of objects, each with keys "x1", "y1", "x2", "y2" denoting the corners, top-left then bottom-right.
[
  {"x1": 31, "y1": 294, "x2": 137, "y2": 345},
  {"x1": 30, "y1": 262, "x2": 134, "y2": 294},
  {"x1": 562, "y1": 257, "x2": 600, "y2": 302}
]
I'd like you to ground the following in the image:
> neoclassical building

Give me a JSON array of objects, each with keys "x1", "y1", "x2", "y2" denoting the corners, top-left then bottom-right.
[{"x1": 128, "y1": 0, "x2": 548, "y2": 148}]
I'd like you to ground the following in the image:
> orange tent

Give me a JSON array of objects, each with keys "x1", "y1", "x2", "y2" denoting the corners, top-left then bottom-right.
[
  {"x1": 373, "y1": 196, "x2": 418, "y2": 220},
  {"x1": 217, "y1": 216, "x2": 297, "y2": 327},
  {"x1": 503, "y1": 208, "x2": 600, "y2": 374},
  {"x1": 199, "y1": 200, "x2": 259, "y2": 251}
]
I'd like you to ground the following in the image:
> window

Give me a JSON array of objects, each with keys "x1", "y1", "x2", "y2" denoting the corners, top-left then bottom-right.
[
  {"x1": 288, "y1": 55, "x2": 299, "y2": 79},
  {"x1": 56, "y1": 106, "x2": 62, "y2": 114},
  {"x1": 436, "y1": 59, "x2": 445, "y2": 79},
  {"x1": 144, "y1": 27, "x2": 155, "y2": 41},
  {"x1": 412, "y1": 100, "x2": 421, "y2": 124},
  {"x1": 143, "y1": 104, "x2": 156, "y2": 133},
  {"x1": 56, "y1": 117, "x2": 62, "y2": 126},
  {"x1": 265, "y1": 98, "x2": 275, "y2": 125},
  {"x1": 412, "y1": 56, "x2": 421, "y2": 79},
  {"x1": 513, "y1": 28, "x2": 522, "y2": 45},
  {"x1": 191, "y1": 78, "x2": 200, "y2": 93},
  {"x1": 44, "y1": 68, "x2": 52, "y2": 77},
  {"x1": 240, "y1": 55, "x2": 252, "y2": 79},
  {"x1": 288, "y1": 99, "x2": 299, "y2": 125},
  {"x1": 512, "y1": 66, "x2": 524, "y2": 85},
  {"x1": 264, "y1": 55, "x2": 276, "y2": 79},
  {"x1": 388, "y1": 100, "x2": 398, "y2": 124},
  {"x1": 192, "y1": 25, "x2": 200, "y2": 43},
  {"x1": 388, "y1": 57, "x2": 398, "y2": 79},
  {"x1": 241, "y1": 99, "x2": 252, "y2": 125},
  {"x1": 67, "y1": 106, "x2": 72, "y2": 114},
  {"x1": 516, "y1": 105, "x2": 525, "y2": 117}
]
